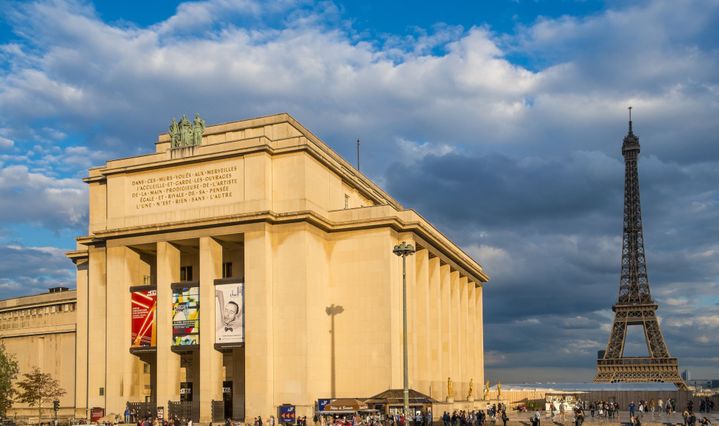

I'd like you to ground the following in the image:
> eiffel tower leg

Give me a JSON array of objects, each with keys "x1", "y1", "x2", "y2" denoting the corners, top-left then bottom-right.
[
  {"x1": 642, "y1": 314, "x2": 670, "y2": 358},
  {"x1": 606, "y1": 311, "x2": 628, "y2": 359}
]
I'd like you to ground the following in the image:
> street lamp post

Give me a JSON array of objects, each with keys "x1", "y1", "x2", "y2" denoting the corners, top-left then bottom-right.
[{"x1": 393, "y1": 241, "x2": 416, "y2": 419}]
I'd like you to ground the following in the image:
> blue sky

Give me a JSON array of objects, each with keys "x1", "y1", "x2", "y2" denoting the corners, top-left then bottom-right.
[{"x1": 0, "y1": 0, "x2": 717, "y2": 382}]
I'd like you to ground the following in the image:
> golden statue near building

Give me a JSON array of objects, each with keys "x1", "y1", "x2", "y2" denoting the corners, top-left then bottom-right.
[
  {"x1": 484, "y1": 380, "x2": 490, "y2": 400},
  {"x1": 466, "y1": 378, "x2": 474, "y2": 401}
]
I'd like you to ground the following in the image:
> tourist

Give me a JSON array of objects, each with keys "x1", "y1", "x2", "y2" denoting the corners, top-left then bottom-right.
[
  {"x1": 530, "y1": 411, "x2": 540, "y2": 426},
  {"x1": 629, "y1": 401, "x2": 636, "y2": 418},
  {"x1": 574, "y1": 407, "x2": 584, "y2": 426},
  {"x1": 500, "y1": 410, "x2": 508, "y2": 426}
]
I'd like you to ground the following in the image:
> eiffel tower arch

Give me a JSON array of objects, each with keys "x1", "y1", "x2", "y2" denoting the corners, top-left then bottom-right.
[{"x1": 594, "y1": 109, "x2": 686, "y2": 390}]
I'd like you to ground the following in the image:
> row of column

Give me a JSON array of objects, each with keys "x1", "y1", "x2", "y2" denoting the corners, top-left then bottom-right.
[
  {"x1": 78, "y1": 230, "x2": 273, "y2": 422},
  {"x1": 408, "y1": 249, "x2": 484, "y2": 402}
]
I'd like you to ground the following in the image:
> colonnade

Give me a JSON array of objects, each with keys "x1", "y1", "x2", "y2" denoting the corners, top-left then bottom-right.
[
  {"x1": 408, "y1": 248, "x2": 484, "y2": 402},
  {"x1": 75, "y1": 229, "x2": 265, "y2": 423}
]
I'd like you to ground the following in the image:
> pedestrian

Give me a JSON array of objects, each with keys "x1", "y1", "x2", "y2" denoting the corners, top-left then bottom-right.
[{"x1": 500, "y1": 410, "x2": 508, "y2": 426}]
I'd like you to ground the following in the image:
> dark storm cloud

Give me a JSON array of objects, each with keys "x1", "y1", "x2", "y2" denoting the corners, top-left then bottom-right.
[{"x1": 385, "y1": 144, "x2": 719, "y2": 379}]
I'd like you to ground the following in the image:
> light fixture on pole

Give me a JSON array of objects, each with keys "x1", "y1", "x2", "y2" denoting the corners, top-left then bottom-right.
[{"x1": 393, "y1": 240, "x2": 416, "y2": 418}]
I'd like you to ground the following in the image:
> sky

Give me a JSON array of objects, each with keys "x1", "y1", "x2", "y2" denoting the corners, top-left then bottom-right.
[{"x1": 0, "y1": 0, "x2": 717, "y2": 383}]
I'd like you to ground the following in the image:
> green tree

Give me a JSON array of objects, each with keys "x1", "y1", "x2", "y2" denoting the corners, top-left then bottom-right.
[
  {"x1": 15, "y1": 366, "x2": 66, "y2": 420},
  {"x1": 0, "y1": 343, "x2": 19, "y2": 417}
]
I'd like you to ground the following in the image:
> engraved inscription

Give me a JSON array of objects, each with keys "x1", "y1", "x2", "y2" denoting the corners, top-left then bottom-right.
[{"x1": 130, "y1": 165, "x2": 238, "y2": 210}]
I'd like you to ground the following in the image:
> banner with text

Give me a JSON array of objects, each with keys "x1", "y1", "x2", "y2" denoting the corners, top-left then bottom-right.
[
  {"x1": 131, "y1": 289, "x2": 157, "y2": 347},
  {"x1": 172, "y1": 286, "x2": 199, "y2": 345},
  {"x1": 215, "y1": 283, "x2": 244, "y2": 344}
]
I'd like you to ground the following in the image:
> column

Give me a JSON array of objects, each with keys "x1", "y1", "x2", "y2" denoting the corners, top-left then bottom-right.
[
  {"x1": 467, "y1": 284, "x2": 476, "y2": 401},
  {"x1": 156, "y1": 242, "x2": 181, "y2": 412},
  {"x1": 405, "y1": 243, "x2": 418, "y2": 393},
  {"x1": 459, "y1": 276, "x2": 468, "y2": 400},
  {"x1": 232, "y1": 348, "x2": 245, "y2": 420},
  {"x1": 450, "y1": 271, "x2": 460, "y2": 401},
  {"x1": 439, "y1": 264, "x2": 450, "y2": 401},
  {"x1": 105, "y1": 246, "x2": 135, "y2": 414},
  {"x1": 414, "y1": 249, "x2": 430, "y2": 395},
  {"x1": 427, "y1": 257, "x2": 441, "y2": 400},
  {"x1": 74, "y1": 257, "x2": 89, "y2": 418},
  {"x1": 244, "y1": 224, "x2": 274, "y2": 419},
  {"x1": 199, "y1": 237, "x2": 224, "y2": 422},
  {"x1": 474, "y1": 285, "x2": 485, "y2": 395},
  {"x1": 87, "y1": 245, "x2": 107, "y2": 411}
]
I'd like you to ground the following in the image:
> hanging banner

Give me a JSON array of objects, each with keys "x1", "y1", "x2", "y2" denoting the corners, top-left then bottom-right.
[
  {"x1": 172, "y1": 286, "x2": 199, "y2": 345},
  {"x1": 131, "y1": 289, "x2": 157, "y2": 347},
  {"x1": 215, "y1": 283, "x2": 244, "y2": 344}
]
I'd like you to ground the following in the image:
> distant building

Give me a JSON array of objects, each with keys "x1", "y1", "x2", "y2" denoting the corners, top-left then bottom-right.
[
  {"x1": 682, "y1": 370, "x2": 691, "y2": 381},
  {"x1": 0, "y1": 288, "x2": 77, "y2": 417}
]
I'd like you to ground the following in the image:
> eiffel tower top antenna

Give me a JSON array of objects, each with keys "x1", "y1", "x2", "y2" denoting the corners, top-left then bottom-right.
[{"x1": 628, "y1": 106, "x2": 633, "y2": 133}]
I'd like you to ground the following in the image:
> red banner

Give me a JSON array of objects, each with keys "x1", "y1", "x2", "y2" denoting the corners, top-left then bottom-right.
[{"x1": 131, "y1": 289, "x2": 157, "y2": 347}]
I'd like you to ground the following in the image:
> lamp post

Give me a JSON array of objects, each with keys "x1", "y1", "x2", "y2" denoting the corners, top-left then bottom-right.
[{"x1": 393, "y1": 241, "x2": 416, "y2": 418}]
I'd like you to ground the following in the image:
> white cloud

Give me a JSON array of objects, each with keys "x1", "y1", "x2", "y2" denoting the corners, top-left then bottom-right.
[{"x1": 0, "y1": 165, "x2": 87, "y2": 228}]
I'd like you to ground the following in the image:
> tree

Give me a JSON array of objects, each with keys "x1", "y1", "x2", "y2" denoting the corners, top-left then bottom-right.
[
  {"x1": 0, "y1": 343, "x2": 19, "y2": 417},
  {"x1": 15, "y1": 366, "x2": 66, "y2": 420}
]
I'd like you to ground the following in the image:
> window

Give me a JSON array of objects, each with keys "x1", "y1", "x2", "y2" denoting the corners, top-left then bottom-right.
[
  {"x1": 180, "y1": 266, "x2": 193, "y2": 282},
  {"x1": 222, "y1": 262, "x2": 232, "y2": 279}
]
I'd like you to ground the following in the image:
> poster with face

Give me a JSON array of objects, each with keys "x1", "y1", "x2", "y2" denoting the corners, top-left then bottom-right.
[
  {"x1": 131, "y1": 289, "x2": 157, "y2": 347},
  {"x1": 215, "y1": 283, "x2": 244, "y2": 344},
  {"x1": 172, "y1": 286, "x2": 199, "y2": 345}
]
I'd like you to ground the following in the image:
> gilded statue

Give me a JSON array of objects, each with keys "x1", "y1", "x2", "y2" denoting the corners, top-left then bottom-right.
[
  {"x1": 497, "y1": 382, "x2": 502, "y2": 399},
  {"x1": 484, "y1": 380, "x2": 490, "y2": 399},
  {"x1": 447, "y1": 377, "x2": 454, "y2": 398},
  {"x1": 466, "y1": 378, "x2": 474, "y2": 400}
]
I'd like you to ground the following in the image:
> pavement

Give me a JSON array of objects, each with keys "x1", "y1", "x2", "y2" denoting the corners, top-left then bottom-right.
[{"x1": 493, "y1": 411, "x2": 719, "y2": 425}]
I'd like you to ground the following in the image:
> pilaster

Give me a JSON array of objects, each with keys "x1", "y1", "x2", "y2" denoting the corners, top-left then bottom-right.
[
  {"x1": 427, "y1": 257, "x2": 441, "y2": 400},
  {"x1": 449, "y1": 270, "x2": 460, "y2": 400},
  {"x1": 439, "y1": 264, "x2": 451, "y2": 401},
  {"x1": 414, "y1": 249, "x2": 430, "y2": 394}
]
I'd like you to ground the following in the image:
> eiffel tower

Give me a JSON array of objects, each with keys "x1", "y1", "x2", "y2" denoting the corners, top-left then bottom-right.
[{"x1": 594, "y1": 108, "x2": 686, "y2": 389}]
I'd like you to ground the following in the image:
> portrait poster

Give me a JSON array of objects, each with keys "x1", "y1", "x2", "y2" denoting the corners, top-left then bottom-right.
[
  {"x1": 215, "y1": 283, "x2": 244, "y2": 344},
  {"x1": 172, "y1": 286, "x2": 199, "y2": 345},
  {"x1": 131, "y1": 289, "x2": 157, "y2": 347}
]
